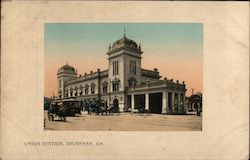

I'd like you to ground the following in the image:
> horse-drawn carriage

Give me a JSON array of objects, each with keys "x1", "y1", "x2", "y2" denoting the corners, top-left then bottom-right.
[
  {"x1": 48, "y1": 98, "x2": 81, "y2": 121},
  {"x1": 83, "y1": 99, "x2": 120, "y2": 115}
]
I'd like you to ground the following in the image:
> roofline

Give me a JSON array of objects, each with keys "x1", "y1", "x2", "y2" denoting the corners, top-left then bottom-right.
[{"x1": 106, "y1": 46, "x2": 143, "y2": 55}]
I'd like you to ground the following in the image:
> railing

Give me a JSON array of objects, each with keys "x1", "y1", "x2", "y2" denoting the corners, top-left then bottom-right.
[
  {"x1": 127, "y1": 80, "x2": 185, "y2": 91},
  {"x1": 65, "y1": 69, "x2": 108, "y2": 85},
  {"x1": 141, "y1": 68, "x2": 159, "y2": 77}
]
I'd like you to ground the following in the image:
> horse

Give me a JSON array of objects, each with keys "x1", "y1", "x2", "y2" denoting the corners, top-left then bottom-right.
[{"x1": 48, "y1": 103, "x2": 66, "y2": 121}]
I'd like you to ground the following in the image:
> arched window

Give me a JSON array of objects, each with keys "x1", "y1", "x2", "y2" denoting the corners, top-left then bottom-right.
[
  {"x1": 102, "y1": 81, "x2": 108, "y2": 94},
  {"x1": 65, "y1": 89, "x2": 68, "y2": 97},
  {"x1": 85, "y1": 84, "x2": 89, "y2": 95},
  {"x1": 70, "y1": 87, "x2": 73, "y2": 97},
  {"x1": 74, "y1": 86, "x2": 78, "y2": 96},
  {"x1": 91, "y1": 83, "x2": 96, "y2": 94},
  {"x1": 79, "y1": 85, "x2": 83, "y2": 96},
  {"x1": 112, "y1": 78, "x2": 120, "y2": 92},
  {"x1": 128, "y1": 77, "x2": 137, "y2": 87}
]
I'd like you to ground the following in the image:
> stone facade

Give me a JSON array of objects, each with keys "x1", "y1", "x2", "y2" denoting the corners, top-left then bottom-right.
[{"x1": 57, "y1": 34, "x2": 187, "y2": 114}]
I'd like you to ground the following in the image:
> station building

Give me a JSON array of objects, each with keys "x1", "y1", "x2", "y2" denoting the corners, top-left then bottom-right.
[{"x1": 57, "y1": 34, "x2": 187, "y2": 114}]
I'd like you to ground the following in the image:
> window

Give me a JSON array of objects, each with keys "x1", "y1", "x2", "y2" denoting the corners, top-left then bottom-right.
[
  {"x1": 85, "y1": 84, "x2": 89, "y2": 95},
  {"x1": 85, "y1": 88, "x2": 89, "y2": 95},
  {"x1": 128, "y1": 77, "x2": 137, "y2": 87},
  {"x1": 130, "y1": 60, "x2": 136, "y2": 75},
  {"x1": 79, "y1": 90, "x2": 83, "y2": 96},
  {"x1": 91, "y1": 86, "x2": 95, "y2": 94},
  {"x1": 103, "y1": 86, "x2": 107, "y2": 93},
  {"x1": 79, "y1": 85, "x2": 83, "y2": 96},
  {"x1": 74, "y1": 87, "x2": 78, "y2": 96},
  {"x1": 112, "y1": 83, "x2": 119, "y2": 92},
  {"x1": 113, "y1": 60, "x2": 119, "y2": 75},
  {"x1": 65, "y1": 90, "x2": 68, "y2": 97},
  {"x1": 102, "y1": 81, "x2": 108, "y2": 94},
  {"x1": 91, "y1": 83, "x2": 95, "y2": 94},
  {"x1": 70, "y1": 87, "x2": 73, "y2": 97}
]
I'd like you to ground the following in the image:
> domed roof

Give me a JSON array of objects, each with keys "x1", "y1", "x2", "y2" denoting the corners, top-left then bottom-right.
[
  {"x1": 60, "y1": 64, "x2": 75, "y2": 71},
  {"x1": 111, "y1": 35, "x2": 139, "y2": 50},
  {"x1": 58, "y1": 63, "x2": 77, "y2": 74}
]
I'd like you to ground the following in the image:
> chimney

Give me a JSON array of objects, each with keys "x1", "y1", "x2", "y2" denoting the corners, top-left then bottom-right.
[
  {"x1": 84, "y1": 73, "x2": 87, "y2": 76},
  {"x1": 90, "y1": 71, "x2": 93, "y2": 74},
  {"x1": 153, "y1": 68, "x2": 158, "y2": 72},
  {"x1": 97, "y1": 68, "x2": 100, "y2": 72}
]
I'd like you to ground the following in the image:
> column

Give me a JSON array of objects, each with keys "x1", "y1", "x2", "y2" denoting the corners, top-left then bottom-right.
[
  {"x1": 61, "y1": 80, "x2": 64, "y2": 98},
  {"x1": 145, "y1": 93, "x2": 149, "y2": 110},
  {"x1": 171, "y1": 92, "x2": 175, "y2": 110},
  {"x1": 131, "y1": 94, "x2": 135, "y2": 112},
  {"x1": 166, "y1": 92, "x2": 169, "y2": 112},
  {"x1": 107, "y1": 97, "x2": 110, "y2": 107},
  {"x1": 178, "y1": 92, "x2": 181, "y2": 110},
  {"x1": 183, "y1": 92, "x2": 186, "y2": 112},
  {"x1": 162, "y1": 91, "x2": 167, "y2": 114}
]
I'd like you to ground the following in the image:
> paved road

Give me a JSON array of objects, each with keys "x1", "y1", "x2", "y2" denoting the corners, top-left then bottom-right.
[{"x1": 44, "y1": 111, "x2": 202, "y2": 131}]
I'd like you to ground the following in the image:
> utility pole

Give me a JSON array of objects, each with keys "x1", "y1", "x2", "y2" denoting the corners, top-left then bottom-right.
[{"x1": 109, "y1": 79, "x2": 111, "y2": 106}]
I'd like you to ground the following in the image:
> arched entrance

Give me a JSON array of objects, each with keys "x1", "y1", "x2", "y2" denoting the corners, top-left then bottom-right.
[
  {"x1": 113, "y1": 98, "x2": 118, "y2": 106},
  {"x1": 113, "y1": 98, "x2": 119, "y2": 112}
]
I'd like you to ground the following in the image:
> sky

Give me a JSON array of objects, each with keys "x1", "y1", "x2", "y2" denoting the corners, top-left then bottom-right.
[{"x1": 45, "y1": 23, "x2": 203, "y2": 97}]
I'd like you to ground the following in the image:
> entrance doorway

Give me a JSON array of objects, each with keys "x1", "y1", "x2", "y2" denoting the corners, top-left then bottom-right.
[
  {"x1": 113, "y1": 98, "x2": 119, "y2": 112},
  {"x1": 113, "y1": 98, "x2": 118, "y2": 107},
  {"x1": 134, "y1": 94, "x2": 145, "y2": 110},
  {"x1": 149, "y1": 93, "x2": 162, "y2": 113}
]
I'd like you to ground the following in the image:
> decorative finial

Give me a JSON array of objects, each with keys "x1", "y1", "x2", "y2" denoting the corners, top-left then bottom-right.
[{"x1": 109, "y1": 44, "x2": 111, "y2": 51}]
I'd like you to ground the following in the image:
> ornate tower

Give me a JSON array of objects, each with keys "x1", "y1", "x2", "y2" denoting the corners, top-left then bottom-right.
[
  {"x1": 106, "y1": 33, "x2": 143, "y2": 109},
  {"x1": 57, "y1": 63, "x2": 77, "y2": 98}
]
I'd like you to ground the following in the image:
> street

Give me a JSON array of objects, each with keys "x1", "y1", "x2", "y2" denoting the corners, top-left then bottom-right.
[{"x1": 44, "y1": 111, "x2": 202, "y2": 131}]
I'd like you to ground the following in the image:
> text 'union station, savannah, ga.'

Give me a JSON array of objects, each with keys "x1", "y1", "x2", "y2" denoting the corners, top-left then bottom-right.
[{"x1": 57, "y1": 34, "x2": 187, "y2": 114}]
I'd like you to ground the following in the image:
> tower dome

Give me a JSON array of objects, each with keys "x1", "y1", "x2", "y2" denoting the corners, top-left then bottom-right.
[
  {"x1": 57, "y1": 63, "x2": 77, "y2": 75},
  {"x1": 111, "y1": 35, "x2": 139, "y2": 51}
]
